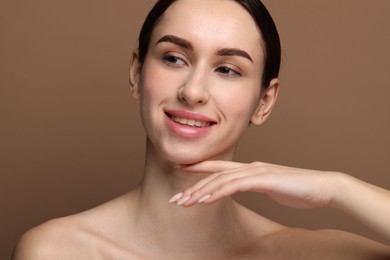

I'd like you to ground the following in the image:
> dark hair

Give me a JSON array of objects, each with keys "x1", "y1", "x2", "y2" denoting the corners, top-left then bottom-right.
[{"x1": 138, "y1": 0, "x2": 281, "y2": 88}]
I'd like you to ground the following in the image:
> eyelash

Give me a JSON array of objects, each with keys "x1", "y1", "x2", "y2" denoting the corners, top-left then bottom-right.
[
  {"x1": 161, "y1": 54, "x2": 187, "y2": 67},
  {"x1": 215, "y1": 66, "x2": 242, "y2": 77},
  {"x1": 161, "y1": 54, "x2": 242, "y2": 77}
]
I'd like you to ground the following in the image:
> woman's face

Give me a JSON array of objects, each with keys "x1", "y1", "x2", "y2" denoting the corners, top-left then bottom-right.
[{"x1": 131, "y1": 0, "x2": 278, "y2": 165}]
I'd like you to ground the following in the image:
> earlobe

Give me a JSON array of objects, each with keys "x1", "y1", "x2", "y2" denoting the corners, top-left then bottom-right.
[
  {"x1": 250, "y1": 78, "x2": 279, "y2": 126},
  {"x1": 129, "y1": 49, "x2": 142, "y2": 100}
]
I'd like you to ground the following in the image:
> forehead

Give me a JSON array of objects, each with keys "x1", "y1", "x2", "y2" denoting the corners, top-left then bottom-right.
[{"x1": 151, "y1": 0, "x2": 264, "y2": 61}]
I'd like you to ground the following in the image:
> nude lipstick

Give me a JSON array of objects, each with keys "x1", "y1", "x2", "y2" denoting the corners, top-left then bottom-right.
[{"x1": 165, "y1": 109, "x2": 216, "y2": 138}]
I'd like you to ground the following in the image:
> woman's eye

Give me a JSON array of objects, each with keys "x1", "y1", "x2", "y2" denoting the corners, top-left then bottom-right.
[
  {"x1": 216, "y1": 66, "x2": 241, "y2": 77},
  {"x1": 162, "y1": 54, "x2": 186, "y2": 66}
]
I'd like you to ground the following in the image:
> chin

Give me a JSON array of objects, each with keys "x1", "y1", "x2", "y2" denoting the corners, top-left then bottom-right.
[
  {"x1": 161, "y1": 145, "x2": 235, "y2": 166},
  {"x1": 147, "y1": 135, "x2": 237, "y2": 166},
  {"x1": 163, "y1": 151, "x2": 207, "y2": 165}
]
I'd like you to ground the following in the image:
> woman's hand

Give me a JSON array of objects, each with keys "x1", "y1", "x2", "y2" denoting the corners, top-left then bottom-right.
[
  {"x1": 169, "y1": 160, "x2": 390, "y2": 242},
  {"x1": 170, "y1": 160, "x2": 340, "y2": 208}
]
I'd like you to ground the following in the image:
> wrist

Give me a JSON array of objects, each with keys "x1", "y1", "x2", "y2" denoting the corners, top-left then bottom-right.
[{"x1": 327, "y1": 171, "x2": 358, "y2": 210}]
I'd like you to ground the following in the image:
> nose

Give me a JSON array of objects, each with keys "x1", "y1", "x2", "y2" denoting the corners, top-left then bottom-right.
[{"x1": 178, "y1": 68, "x2": 210, "y2": 106}]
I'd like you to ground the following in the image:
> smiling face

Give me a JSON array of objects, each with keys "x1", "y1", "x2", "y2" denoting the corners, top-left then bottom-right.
[{"x1": 130, "y1": 0, "x2": 278, "y2": 165}]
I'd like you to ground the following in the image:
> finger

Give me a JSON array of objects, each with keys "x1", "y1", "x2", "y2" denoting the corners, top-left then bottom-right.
[
  {"x1": 182, "y1": 169, "x2": 259, "y2": 206},
  {"x1": 181, "y1": 163, "x2": 256, "y2": 198},
  {"x1": 170, "y1": 172, "x2": 229, "y2": 204},
  {"x1": 177, "y1": 162, "x2": 275, "y2": 206},
  {"x1": 184, "y1": 175, "x2": 263, "y2": 206}
]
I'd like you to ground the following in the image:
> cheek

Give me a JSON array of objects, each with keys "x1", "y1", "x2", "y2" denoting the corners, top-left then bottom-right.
[
  {"x1": 215, "y1": 86, "x2": 259, "y2": 121},
  {"x1": 140, "y1": 61, "x2": 183, "y2": 101},
  {"x1": 138, "y1": 61, "x2": 184, "y2": 130}
]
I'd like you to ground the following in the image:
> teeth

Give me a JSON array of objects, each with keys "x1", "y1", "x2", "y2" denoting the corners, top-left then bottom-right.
[
  {"x1": 187, "y1": 120, "x2": 195, "y2": 126},
  {"x1": 172, "y1": 116, "x2": 210, "y2": 127},
  {"x1": 195, "y1": 121, "x2": 202, "y2": 127}
]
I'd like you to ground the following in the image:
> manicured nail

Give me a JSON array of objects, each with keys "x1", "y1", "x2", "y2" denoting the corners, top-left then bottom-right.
[
  {"x1": 169, "y1": 192, "x2": 183, "y2": 203},
  {"x1": 177, "y1": 194, "x2": 191, "y2": 206},
  {"x1": 197, "y1": 194, "x2": 211, "y2": 204}
]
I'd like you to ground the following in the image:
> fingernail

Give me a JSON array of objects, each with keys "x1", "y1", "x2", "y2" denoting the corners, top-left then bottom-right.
[
  {"x1": 197, "y1": 194, "x2": 211, "y2": 204},
  {"x1": 177, "y1": 194, "x2": 191, "y2": 206},
  {"x1": 169, "y1": 192, "x2": 183, "y2": 203}
]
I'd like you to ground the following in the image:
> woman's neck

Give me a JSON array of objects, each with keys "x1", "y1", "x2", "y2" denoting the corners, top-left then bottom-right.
[{"x1": 126, "y1": 140, "x2": 248, "y2": 256}]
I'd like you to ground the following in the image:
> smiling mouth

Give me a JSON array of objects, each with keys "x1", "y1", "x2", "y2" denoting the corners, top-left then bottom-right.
[{"x1": 166, "y1": 113, "x2": 215, "y2": 128}]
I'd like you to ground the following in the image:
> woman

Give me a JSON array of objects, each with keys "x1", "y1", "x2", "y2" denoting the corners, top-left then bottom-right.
[{"x1": 13, "y1": 0, "x2": 390, "y2": 259}]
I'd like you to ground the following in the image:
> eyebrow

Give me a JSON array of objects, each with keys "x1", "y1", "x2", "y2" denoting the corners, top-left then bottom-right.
[
  {"x1": 217, "y1": 48, "x2": 253, "y2": 63},
  {"x1": 156, "y1": 34, "x2": 253, "y2": 63},
  {"x1": 156, "y1": 35, "x2": 193, "y2": 50}
]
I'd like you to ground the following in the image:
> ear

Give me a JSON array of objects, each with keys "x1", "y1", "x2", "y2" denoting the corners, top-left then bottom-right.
[
  {"x1": 250, "y1": 78, "x2": 279, "y2": 126},
  {"x1": 129, "y1": 49, "x2": 142, "y2": 100}
]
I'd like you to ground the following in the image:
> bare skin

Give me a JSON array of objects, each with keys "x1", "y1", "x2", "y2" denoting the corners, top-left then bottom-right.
[
  {"x1": 12, "y1": 143, "x2": 390, "y2": 259},
  {"x1": 12, "y1": 190, "x2": 390, "y2": 259},
  {"x1": 12, "y1": 0, "x2": 390, "y2": 259},
  {"x1": 178, "y1": 161, "x2": 390, "y2": 241}
]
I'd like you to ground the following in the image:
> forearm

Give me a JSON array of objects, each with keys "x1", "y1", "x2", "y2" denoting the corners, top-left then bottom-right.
[{"x1": 331, "y1": 173, "x2": 390, "y2": 242}]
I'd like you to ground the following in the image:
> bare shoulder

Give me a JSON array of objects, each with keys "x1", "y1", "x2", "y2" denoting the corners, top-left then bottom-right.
[
  {"x1": 12, "y1": 217, "x2": 87, "y2": 260},
  {"x1": 261, "y1": 227, "x2": 390, "y2": 259},
  {"x1": 12, "y1": 194, "x2": 133, "y2": 260}
]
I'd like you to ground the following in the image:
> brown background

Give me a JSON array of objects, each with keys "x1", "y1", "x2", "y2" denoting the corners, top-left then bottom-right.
[{"x1": 1, "y1": 0, "x2": 390, "y2": 258}]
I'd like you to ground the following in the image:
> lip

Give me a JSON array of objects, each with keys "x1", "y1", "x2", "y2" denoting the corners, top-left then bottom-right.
[
  {"x1": 164, "y1": 109, "x2": 217, "y2": 138},
  {"x1": 165, "y1": 109, "x2": 217, "y2": 123}
]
